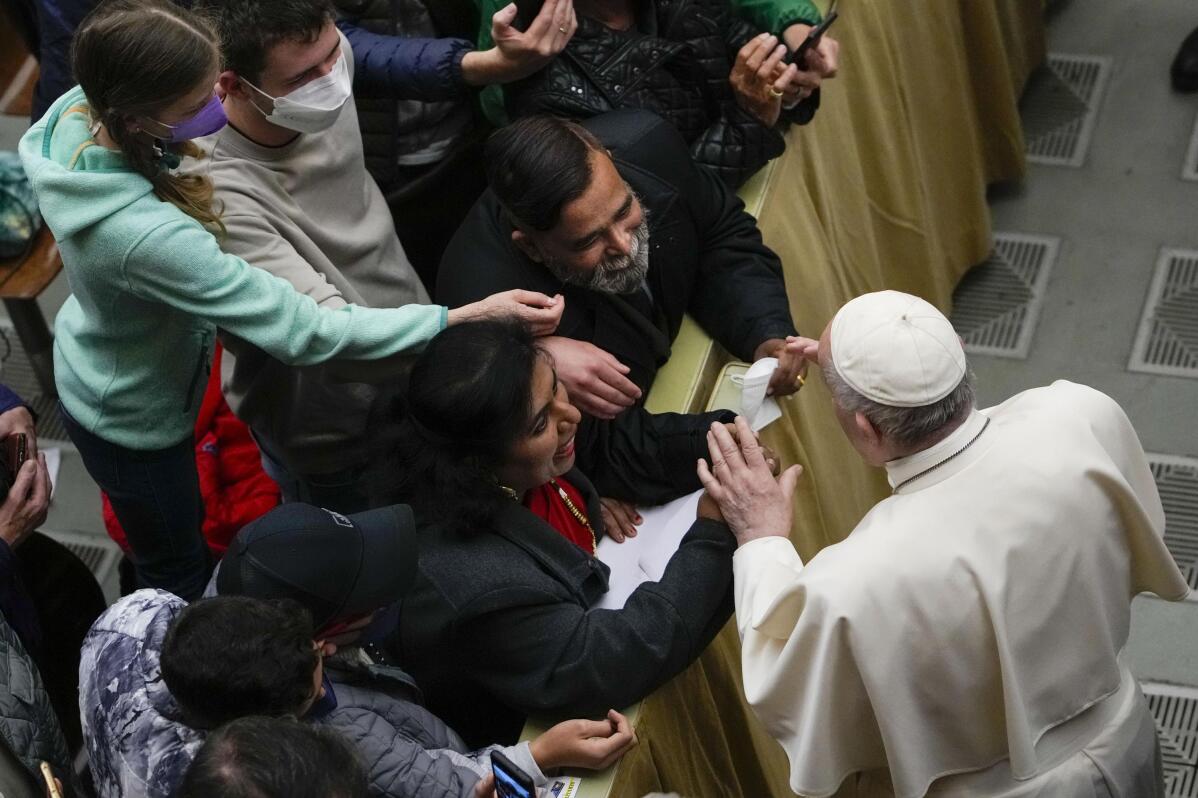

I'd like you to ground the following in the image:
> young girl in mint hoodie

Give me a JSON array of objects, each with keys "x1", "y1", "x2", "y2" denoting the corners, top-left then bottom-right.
[{"x1": 18, "y1": 0, "x2": 562, "y2": 600}]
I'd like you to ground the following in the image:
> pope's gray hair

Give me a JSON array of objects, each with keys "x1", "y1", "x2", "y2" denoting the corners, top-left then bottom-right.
[{"x1": 822, "y1": 357, "x2": 976, "y2": 449}]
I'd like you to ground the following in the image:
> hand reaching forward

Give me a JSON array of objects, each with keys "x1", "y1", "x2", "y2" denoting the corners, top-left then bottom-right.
[
  {"x1": 448, "y1": 290, "x2": 564, "y2": 336},
  {"x1": 697, "y1": 417, "x2": 801, "y2": 546}
]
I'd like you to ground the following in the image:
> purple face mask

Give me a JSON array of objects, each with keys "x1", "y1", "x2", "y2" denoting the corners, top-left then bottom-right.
[{"x1": 151, "y1": 94, "x2": 227, "y2": 142}]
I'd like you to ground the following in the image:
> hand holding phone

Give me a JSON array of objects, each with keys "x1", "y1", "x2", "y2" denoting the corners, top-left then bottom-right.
[
  {"x1": 790, "y1": 10, "x2": 838, "y2": 68},
  {"x1": 491, "y1": 750, "x2": 537, "y2": 798}
]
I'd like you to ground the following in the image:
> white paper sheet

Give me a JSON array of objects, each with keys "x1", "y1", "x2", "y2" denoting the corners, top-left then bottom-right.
[
  {"x1": 44, "y1": 446, "x2": 60, "y2": 501},
  {"x1": 595, "y1": 489, "x2": 703, "y2": 610},
  {"x1": 734, "y1": 356, "x2": 782, "y2": 431}
]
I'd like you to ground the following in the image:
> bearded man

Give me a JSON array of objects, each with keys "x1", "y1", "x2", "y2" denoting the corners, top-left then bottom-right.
[{"x1": 437, "y1": 109, "x2": 803, "y2": 425}]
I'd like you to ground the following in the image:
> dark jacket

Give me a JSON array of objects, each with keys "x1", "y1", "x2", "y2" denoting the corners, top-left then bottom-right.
[
  {"x1": 334, "y1": 0, "x2": 479, "y2": 189},
  {"x1": 389, "y1": 407, "x2": 736, "y2": 746},
  {"x1": 438, "y1": 109, "x2": 797, "y2": 399},
  {"x1": 504, "y1": 0, "x2": 819, "y2": 187},
  {"x1": 0, "y1": 611, "x2": 71, "y2": 796}
]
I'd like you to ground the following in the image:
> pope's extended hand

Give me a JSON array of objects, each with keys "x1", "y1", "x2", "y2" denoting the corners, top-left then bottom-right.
[{"x1": 697, "y1": 416, "x2": 801, "y2": 546}]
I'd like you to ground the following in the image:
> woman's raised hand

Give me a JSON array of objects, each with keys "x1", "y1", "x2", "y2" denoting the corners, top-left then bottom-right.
[{"x1": 448, "y1": 290, "x2": 565, "y2": 336}]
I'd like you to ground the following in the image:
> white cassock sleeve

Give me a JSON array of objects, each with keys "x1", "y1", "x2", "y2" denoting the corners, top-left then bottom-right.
[{"x1": 732, "y1": 537, "x2": 889, "y2": 798}]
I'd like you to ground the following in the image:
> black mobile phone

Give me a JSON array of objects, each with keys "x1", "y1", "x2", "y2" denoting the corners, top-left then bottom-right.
[
  {"x1": 790, "y1": 10, "x2": 838, "y2": 67},
  {"x1": 491, "y1": 750, "x2": 537, "y2": 798},
  {"x1": 514, "y1": 0, "x2": 545, "y2": 31}
]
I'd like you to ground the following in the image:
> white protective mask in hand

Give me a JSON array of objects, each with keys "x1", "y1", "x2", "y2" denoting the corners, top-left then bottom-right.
[{"x1": 245, "y1": 51, "x2": 352, "y2": 134}]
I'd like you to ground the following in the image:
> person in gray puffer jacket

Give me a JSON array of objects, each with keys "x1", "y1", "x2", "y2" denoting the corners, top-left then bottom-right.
[
  {"x1": 0, "y1": 611, "x2": 75, "y2": 798},
  {"x1": 81, "y1": 503, "x2": 637, "y2": 798}
]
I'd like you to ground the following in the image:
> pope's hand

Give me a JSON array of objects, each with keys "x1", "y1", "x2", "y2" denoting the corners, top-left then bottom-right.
[{"x1": 697, "y1": 416, "x2": 801, "y2": 546}]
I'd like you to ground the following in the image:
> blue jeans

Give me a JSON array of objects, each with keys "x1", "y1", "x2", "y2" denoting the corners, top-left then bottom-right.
[{"x1": 60, "y1": 404, "x2": 212, "y2": 600}]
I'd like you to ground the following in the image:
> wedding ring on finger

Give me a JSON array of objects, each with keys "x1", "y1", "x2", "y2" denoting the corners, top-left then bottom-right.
[
  {"x1": 769, "y1": 87, "x2": 785, "y2": 98},
  {"x1": 559, "y1": 25, "x2": 568, "y2": 33},
  {"x1": 795, "y1": 373, "x2": 805, "y2": 387}
]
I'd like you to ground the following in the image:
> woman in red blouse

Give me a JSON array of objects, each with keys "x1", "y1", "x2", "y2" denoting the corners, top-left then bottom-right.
[{"x1": 374, "y1": 320, "x2": 770, "y2": 746}]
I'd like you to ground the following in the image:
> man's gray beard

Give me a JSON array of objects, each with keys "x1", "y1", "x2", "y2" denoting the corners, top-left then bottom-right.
[{"x1": 545, "y1": 219, "x2": 651, "y2": 295}]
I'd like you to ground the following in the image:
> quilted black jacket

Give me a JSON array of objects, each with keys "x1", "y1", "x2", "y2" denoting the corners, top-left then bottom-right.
[{"x1": 504, "y1": 0, "x2": 819, "y2": 188}]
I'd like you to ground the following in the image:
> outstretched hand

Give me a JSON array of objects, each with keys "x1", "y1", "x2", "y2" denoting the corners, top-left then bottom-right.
[
  {"x1": 697, "y1": 416, "x2": 801, "y2": 546},
  {"x1": 464, "y1": 0, "x2": 578, "y2": 85},
  {"x1": 448, "y1": 290, "x2": 564, "y2": 336}
]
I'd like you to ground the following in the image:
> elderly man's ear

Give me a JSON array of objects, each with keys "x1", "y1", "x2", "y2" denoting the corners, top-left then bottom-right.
[{"x1": 853, "y1": 412, "x2": 891, "y2": 462}]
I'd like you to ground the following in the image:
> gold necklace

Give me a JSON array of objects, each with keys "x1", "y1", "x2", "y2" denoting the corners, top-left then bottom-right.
[{"x1": 549, "y1": 479, "x2": 597, "y2": 555}]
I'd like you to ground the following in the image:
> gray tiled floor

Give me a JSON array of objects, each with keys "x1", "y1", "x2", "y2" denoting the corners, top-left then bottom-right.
[{"x1": 965, "y1": 0, "x2": 1198, "y2": 689}]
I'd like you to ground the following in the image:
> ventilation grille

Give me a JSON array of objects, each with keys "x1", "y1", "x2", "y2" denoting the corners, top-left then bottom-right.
[
  {"x1": 1149, "y1": 454, "x2": 1198, "y2": 602},
  {"x1": 1021, "y1": 53, "x2": 1111, "y2": 167},
  {"x1": 1184, "y1": 112, "x2": 1198, "y2": 182},
  {"x1": 1129, "y1": 249, "x2": 1198, "y2": 378},
  {"x1": 0, "y1": 323, "x2": 68, "y2": 442},
  {"x1": 1145, "y1": 682, "x2": 1198, "y2": 797},
  {"x1": 951, "y1": 233, "x2": 1058, "y2": 358}
]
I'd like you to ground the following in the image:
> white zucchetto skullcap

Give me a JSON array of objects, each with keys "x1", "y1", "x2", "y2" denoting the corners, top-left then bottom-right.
[{"x1": 830, "y1": 290, "x2": 966, "y2": 408}]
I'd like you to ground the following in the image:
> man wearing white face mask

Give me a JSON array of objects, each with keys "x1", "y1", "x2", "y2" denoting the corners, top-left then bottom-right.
[{"x1": 188, "y1": 0, "x2": 562, "y2": 512}]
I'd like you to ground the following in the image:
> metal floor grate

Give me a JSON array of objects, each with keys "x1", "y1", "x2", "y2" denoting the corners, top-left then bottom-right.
[
  {"x1": 1184, "y1": 112, "x2": 1198, "y2": 182},
  {"x1": 1149, "y1": 453, "x2": 1198, "y2": 602},
  {"x1": 1129, "y1": 249, "x2": 1198, "y2": 378},
  {"x1": 950, "y1": 232, "x2": 1058, "y2": 358},
  {"x1": 1145, "y1": 682, "x2": 1198, "y2": 798},
  {"x1": 1021, "y1": 53, "x2": 1111, "y2": 167},
  {"x1": 0, "y1": 323, "x2": 67, "y2": 442}
]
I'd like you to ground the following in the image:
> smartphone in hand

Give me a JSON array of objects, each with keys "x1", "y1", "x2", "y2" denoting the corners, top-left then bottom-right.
[
  {"x1": 491, "y1": 750, "x2": 536, "y2": 798},
  {"x1": 790, "y1": 10, "x2": 838, "y2": 68}
]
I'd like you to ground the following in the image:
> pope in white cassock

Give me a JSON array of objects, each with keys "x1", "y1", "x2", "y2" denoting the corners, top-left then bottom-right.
[{"x1": 696, "y1": 291, "x2": 1189, "y2": 797}]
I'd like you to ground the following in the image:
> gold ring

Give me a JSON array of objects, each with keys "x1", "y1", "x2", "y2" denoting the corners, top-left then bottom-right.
[
  {"x1": 559, "y1": 25, "x2": 568, "y2": 33},
  {"x1": 795, "y1": 373, "x2": 805, "y2": 387},
  {"x1": 769, "y1": 88, "x2": 784, "y2": 98}
]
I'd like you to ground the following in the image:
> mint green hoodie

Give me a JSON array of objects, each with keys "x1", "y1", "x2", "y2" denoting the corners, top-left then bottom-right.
[{"x1": 19, "y1": 87, "x2": 447, "y2": 450}]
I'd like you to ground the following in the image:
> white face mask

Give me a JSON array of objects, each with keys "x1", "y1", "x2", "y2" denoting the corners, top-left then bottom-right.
[{"x1": 244, "y1": 52, "x2": 352, "y2": 134}]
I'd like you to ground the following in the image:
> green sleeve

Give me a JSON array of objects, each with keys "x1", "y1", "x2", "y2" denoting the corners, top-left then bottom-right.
[
  {"x1": 732, "y1": 0, "x2": 822, "y2": 34},
  {"x1": 473, "y1": 0, "x2": 510, "y2": 125},
  {"x1": 125, "y1": 219, "x2": 447, "y2": 366}
]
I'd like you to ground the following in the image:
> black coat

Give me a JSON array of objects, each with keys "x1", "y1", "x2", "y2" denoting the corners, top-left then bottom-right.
[
  {"x1": 388, "y1": 408, "x2": 735, "y2": 746},
  {"x1": 437, "y1": 109, "x2": 798, "y2": 398},
  {"x1": 503, "y1": 0, "x2": 819, "y2": 188}
]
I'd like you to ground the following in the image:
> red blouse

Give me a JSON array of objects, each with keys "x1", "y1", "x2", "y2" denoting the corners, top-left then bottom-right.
[{"x1": 523, "y1": 476, "x2": 596, "y2": 555}]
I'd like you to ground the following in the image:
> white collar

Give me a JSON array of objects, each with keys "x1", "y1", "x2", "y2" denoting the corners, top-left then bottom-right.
[{"x1": 885, "y1": 409, "x2": 988, "y2": 492}]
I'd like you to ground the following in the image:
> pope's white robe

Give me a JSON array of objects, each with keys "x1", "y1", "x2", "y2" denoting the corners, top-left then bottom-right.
[{"x1": 734, "y1": 381, "x2": 1188, "y2": 798}]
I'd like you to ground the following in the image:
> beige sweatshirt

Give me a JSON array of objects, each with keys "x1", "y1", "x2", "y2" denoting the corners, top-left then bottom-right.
[{"x1": 190, "y1": 50, "x2": 428, "y2": 476}]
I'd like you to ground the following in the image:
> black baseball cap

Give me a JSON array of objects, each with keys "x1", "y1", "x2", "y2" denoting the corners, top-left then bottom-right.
[{"x1": 216, "y1": 502, "x2": 418, "y2": 631}]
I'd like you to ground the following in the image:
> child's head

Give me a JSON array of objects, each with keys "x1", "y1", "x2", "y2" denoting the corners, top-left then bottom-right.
[
  {"x1": 160, "y1": 596, "x2": 324, "y2": 730},
  {"x1": 71, "y1": 0, "x2": 226, "y2": 230}
]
